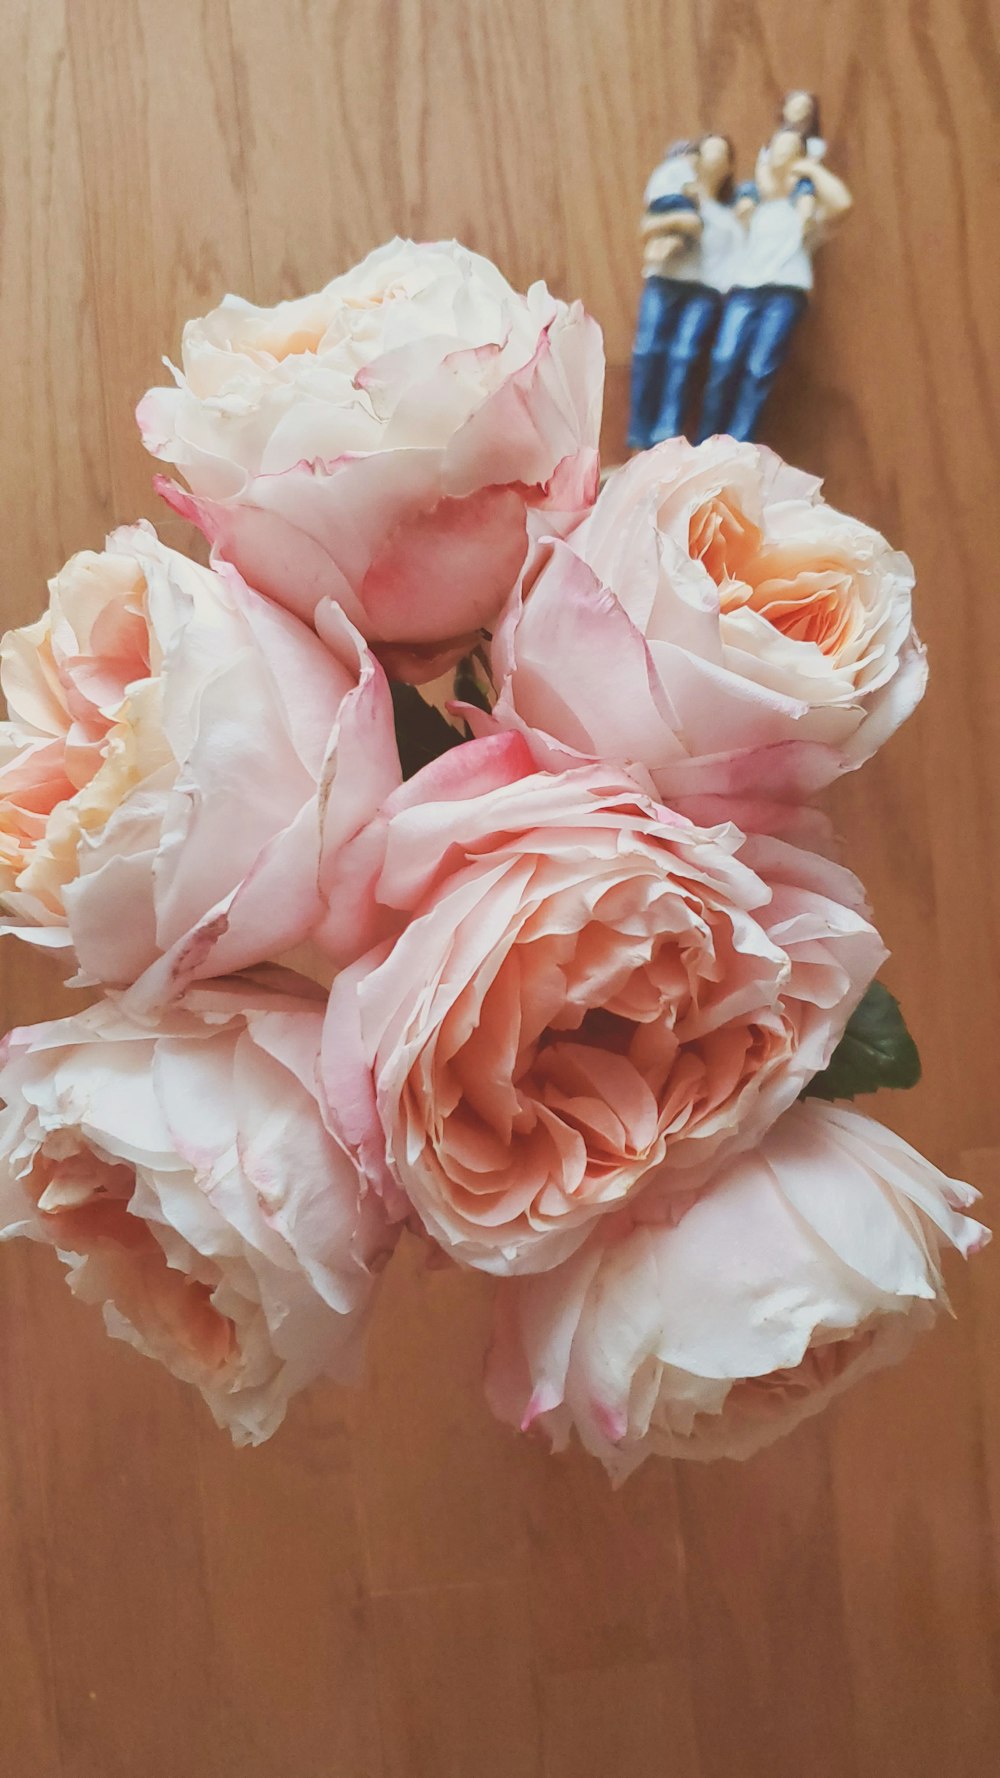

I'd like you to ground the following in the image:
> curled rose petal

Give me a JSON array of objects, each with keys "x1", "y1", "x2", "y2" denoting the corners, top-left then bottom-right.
[
  {"x1": 0, "y1": 522, "x2": 399, "y2": 1004},
  {"x1": 491, "y1": 437, "x2": 926, "y2": 799},
  {"x1": 319, "y1": 736, "x2": 884, "y2": 1276},
  {"x1": 0, "y1": 976, "x2": 397, "y2": 1444},
  {"x1": 485, "y1": 1099, "x2": 988, "y2": 1473},
  {"x1": 139, "y1": 239, "x2": 604, "y2": 681}
]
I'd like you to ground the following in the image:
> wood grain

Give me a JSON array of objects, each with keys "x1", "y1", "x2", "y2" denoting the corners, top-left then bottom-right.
[{"x1": 1, "y1": 2, "x2": 999, "y2": 1773}]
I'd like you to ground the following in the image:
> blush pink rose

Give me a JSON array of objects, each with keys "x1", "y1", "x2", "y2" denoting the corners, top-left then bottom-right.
[
  {"x1": 0, "y1": 522, "x2": 399, "y2": 1003},
  {"x1": 491, "y1": 437, "x2": 926, "y2": 800},
  {"x1": 138, "y1": 238, "x2": 604, "y2": 683},
  {"x1": 485, "y1": 1099, "x2": 987, "y2": 1474},
  {"x1": 0, "y1": 975, "x2": 395, "y2": 1444},
  {"x1": 319, "y1": 733, "x2": 885, "y2": 1276}
]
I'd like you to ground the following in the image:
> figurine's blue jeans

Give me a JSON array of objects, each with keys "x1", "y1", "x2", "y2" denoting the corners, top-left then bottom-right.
[
  {"x1": 696, "y1": 285, "x2": 808, "y2": 442},
  {"x1": 628, "y1": 278, "x2": 720, "y2": 448}
]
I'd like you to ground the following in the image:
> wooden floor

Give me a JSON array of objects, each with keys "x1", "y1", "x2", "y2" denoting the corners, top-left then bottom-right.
[{"x1": 2, "y1": 3, "x2": 999, "y2": 1774}]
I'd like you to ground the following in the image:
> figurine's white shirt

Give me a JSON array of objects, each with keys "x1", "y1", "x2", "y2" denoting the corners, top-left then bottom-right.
[
  {"x1": 660, "y1": 197, "x2": 745, "y2": 292},
  {"x1": 644, "y1": 154, "x2": 698, "y2": 205},
  {"x1": 696, "y1": 198, "x2": 746, "y2": 293},
  {"x1": 737, "y1": 197, "x2": 813, "y2": 291}
]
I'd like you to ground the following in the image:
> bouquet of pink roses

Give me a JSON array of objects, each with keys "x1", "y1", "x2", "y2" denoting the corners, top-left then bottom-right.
[{"x1": 0, "y1": 239, "x2": 985, "y2": 1470}]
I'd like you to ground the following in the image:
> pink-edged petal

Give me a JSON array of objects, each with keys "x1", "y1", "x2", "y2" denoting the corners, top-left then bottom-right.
[
  {"x1": 320, "y1": 952, "x2": 408, "y2": 1218},
  {"x1": 492, "y1": 540, "x2": 687, "y2": 773}
]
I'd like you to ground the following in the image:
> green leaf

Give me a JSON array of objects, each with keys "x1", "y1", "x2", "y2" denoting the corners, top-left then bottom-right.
[
  {"x1": 453, "y1": 654, "x2": 493, "y2": 716},
  {"x1": 803, "y1": 981, "x2": 922, "y2": 1103},
  {"x1": 390, "y1": 681, "x2": 463, "y2": 781}
]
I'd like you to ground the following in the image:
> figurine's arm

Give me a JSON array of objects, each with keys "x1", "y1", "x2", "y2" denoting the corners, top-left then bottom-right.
[
  {"x1": 732, "y1": 180, "x2": 759, "y2": 224},
  {"x1": 639, "y1": 208, "x2": 703, "y2": 243},
  {"x1": 640, "y1": 204, "x2": 702, "y2": 273},
  {"x1": 794, "y1": 159, "x2": 853, "y2": 239}
]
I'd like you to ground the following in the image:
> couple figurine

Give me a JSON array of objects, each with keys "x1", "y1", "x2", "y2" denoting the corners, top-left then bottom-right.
[{"x1": 628, "y1": 91, "x2": 851, "y2": 448}]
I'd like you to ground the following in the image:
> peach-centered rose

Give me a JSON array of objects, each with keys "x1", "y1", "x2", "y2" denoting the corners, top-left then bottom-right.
[
  {"x1": 319, "y1": 734, "x2": 884, "y2": 1276},
  {"x1": 138, "y1": 238, "x2": 604, "y2": 682},
  {"x1": 491, "y1": 437, "x2": 926, "y2": 800},
  {"x1": 0, "y1": 522, "x2": 399, "y2": 1002},
  {"x1": 0, "y1": 976, "x2": 395, "y2": 1444},
  {"x1": 485, "y1": 1099, "x2": 988, "y2": 1473}
]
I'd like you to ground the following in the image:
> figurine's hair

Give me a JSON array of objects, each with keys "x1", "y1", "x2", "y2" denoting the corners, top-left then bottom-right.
[
  {"x1": 781, "y1": 89, "x2": 821, "y2": 141},
  {"x1": 664, "y1": 138, "x2": 698, "y2": 159}
]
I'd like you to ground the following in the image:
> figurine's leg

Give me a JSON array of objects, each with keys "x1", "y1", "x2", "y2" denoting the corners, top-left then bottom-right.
[
  {"x1": 628, "y1": 278, "x2": 677, "y2": 450},
  {"x1": 725, "y1": 288, "x2": 808, "y2": 442},
  {"x1": 650, "y1": 288, "x2": 720, "y2": 443},
  {"x1": 694, "y1": 290, "x2": 757, "y2": 441}
]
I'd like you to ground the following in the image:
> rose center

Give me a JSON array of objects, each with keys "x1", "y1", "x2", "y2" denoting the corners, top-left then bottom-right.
[
  {"x1": 690, "y1": 495, "x2": 858, "y2": 658},
  {"x1": 31, "y1": 1147, "x2": 235, "y2": 1370},
  {"x1": 430, "y1": 882, "x2": 789, "y2": 1226}
]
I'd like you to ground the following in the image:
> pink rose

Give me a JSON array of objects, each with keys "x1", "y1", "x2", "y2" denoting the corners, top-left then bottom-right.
[
  {"x1": 0, "y1": 976, "x2": 394, "y2": 1444},
  {"x1": 491, "y1": 437, "x2": 926, "y2": 800},
  {"x1": 486, "y1": 1099, "x2": 987, "y2": 1474},
  {"x1": 0, "y1": 522, "x2": 398, "y2": 1003},
  {"x1": 138, "y1": 239, "x2": 604, "y2": 683},
  {"x1": 319, "y1": 733, "x2": 884, "y2": 1276}
]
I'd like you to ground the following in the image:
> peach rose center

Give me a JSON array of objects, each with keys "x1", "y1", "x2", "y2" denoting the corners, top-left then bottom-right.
[
  {"x1": 0, "y1": 561, "x2": 168, "y2": 913},
  {"x1": 397, "y1": 852, "x2": 791, "y2": 1241},
  {"x1": 690, "y1": 493, "x2": 859, "y2": 658},
  {"x1": 0, "y1": 748, "x2": 77, "y2": 891},
  {"x1": 248, "y1": 320, "x2": 330, "y2": 361},
  {"x1": 31, "y1": 1147, "x2": 235, "y2": 1371},
  {"x1": 241, "y1": 279, "x2": 407, "y2": 366}
]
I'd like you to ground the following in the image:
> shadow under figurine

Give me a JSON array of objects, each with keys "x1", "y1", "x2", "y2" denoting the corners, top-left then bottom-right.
[{"x1": 628, "y1": 94, "x2": 852, "y2": 448}]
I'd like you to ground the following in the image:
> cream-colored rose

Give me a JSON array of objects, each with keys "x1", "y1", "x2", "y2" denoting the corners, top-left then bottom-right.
[
  {"x1": 138, "y1": 238, "x2": 604, "y2": 681},
  {"x1": 492, "y1": 437, "x2": 926, "y2": 801},
  {"x1": 0, "y1": 521, "x2": 399, "y2": 1000},
  {"x1": 319, "y1": 734, "x2": 885, "y2": 1276},
  {"x1": 0, "y1": 977, "x2": 395, "y2": 1444},
  {"x1": 486, "y1": 1100, "x2": 987, "y2": 1473}
]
